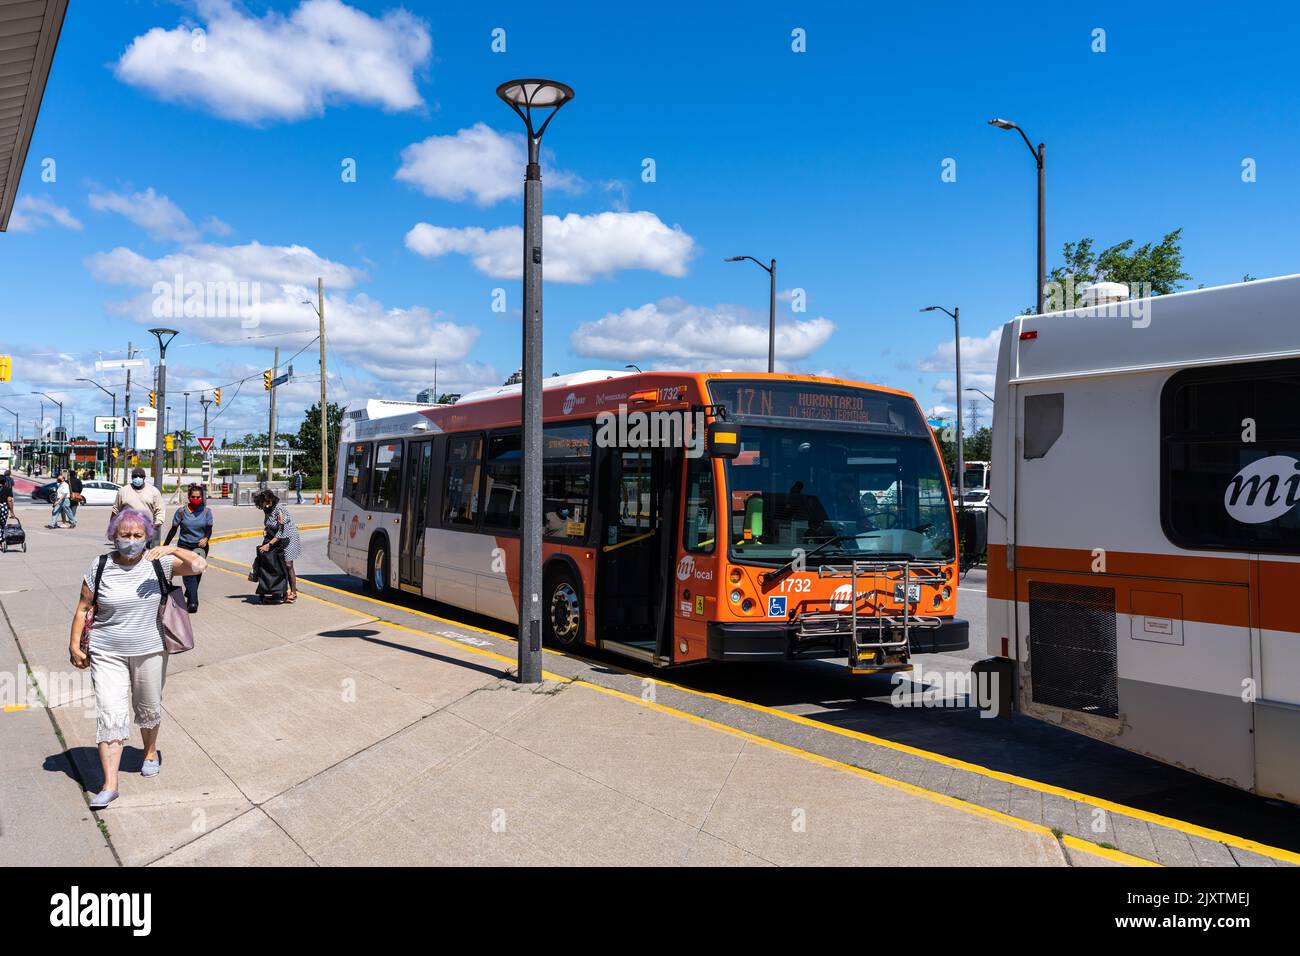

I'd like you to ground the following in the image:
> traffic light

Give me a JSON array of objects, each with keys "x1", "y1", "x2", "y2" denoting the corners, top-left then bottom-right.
[
  {"x1": 149, "y1": 390, "x2": 157, "y2": 409},
  {"x1": 263, "y1": 369, "x2": 272, "y2": 391},
  {"x1": 165, "y1": 434, "x2": 174, "y2": 452},
  {"x1": 214, "y1": 387, "x2": 222, "y2": 406},
  {"x1": 0, "y1": 356, "x2": 11, "y2": 382}
]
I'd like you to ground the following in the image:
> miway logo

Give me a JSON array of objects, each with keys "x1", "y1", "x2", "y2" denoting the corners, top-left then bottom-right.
[
  {"x1": 50, "y1": 886, "x2": 151, "y2": 936},
  {"x1": 1224, "y1": 455, "x2": 1300, "y2": 524}
]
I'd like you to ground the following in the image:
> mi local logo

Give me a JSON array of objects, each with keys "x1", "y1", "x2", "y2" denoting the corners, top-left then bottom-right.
[
  {"x1": 829, "y1": 584, "x2": 870, "y2": 612},
  {"x1": 562, "y1": 392, "x2": 586, "y2": 415},
  {"x1": 675, "y1": 555, "x2": 713, "y2": 582},
  {"x1": 1224, "y1": 455, "x2": 1300, "y2": 524},
  {"x1": 50, "y1": 886, "x2": 151, "y2": 936}
]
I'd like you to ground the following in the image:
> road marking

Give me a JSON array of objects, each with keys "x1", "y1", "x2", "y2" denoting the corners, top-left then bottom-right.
[
  {"x1": 201, "y1": 559, "x2": 1148, "y2": 867},
  {"x1": 206, "y1": 538, "x2": 1300, "y2": 867}
]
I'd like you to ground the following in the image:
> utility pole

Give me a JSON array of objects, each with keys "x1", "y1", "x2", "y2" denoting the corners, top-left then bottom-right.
[
  {"x1": 123, "y1": 342, "x2": 133, "y2": 485},
  {"x1": 199, "y1": 394, "x2": 213, "y2": 489},
  {"x1": 182, "y1": 391, "x2": 190, "y2": 491},
  {"x1": 317, "y1": 276, "x2": 328, "y2": 501},
  {"x1": 268, "y1": 346, "x2": 279, "y2": 484}
]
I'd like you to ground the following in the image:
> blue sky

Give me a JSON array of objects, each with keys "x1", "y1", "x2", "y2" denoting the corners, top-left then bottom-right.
[{"x1": 2, "y1": 0, "x2": 1298, "y2": 443}]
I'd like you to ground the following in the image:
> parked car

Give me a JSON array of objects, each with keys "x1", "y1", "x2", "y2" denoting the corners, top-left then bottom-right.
[{"x1": 30, "y1": 478, "x2": 120, "y2": 505}]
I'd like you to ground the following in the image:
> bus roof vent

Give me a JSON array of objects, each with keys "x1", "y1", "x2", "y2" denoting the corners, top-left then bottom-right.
[{"x1": 1078, "y1": 280, "x2": 1129, "y2": 306}]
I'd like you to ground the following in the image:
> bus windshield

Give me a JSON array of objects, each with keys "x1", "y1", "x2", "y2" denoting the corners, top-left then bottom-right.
[{"x1": 724, "y1": 425, "x2": 955, "y2": 564}]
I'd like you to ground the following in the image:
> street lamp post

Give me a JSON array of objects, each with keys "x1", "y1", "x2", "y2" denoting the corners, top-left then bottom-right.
[
  {"x1": 724, "y1": 256, "x2": 777, "y2": 373},
  {"x1": 497, "y1": 77, "x2": 574, "y2": 685},
  {"x1": 988, "y1": 119, "x2": 1046, "y2": 315},
  {"x1": 77, "y1": 378, "x2": 117, "y2": 480},
  {"x1": 964, "y1": 386, "x2": 995, "y2": 404},
  {"x1": 31, "y1": 392, "x2": 63, "y2": 472},
  {"x1": 148, "y1": 328, "x2": 178, "y2": 486},
  {"x1": 920, "y1": 306, "x2": 965, "y2": 511}
]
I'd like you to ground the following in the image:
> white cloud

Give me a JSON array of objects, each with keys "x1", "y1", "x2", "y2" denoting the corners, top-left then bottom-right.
[
  {"x1": 405, "y1": 211, "x2": 696, "y2": 283},
  {"x1": 8, "y1": 195, "x2": 82, "y2": 232},
  {"x1": 88, "y1": 187, "x2": 224, "y2": 243},
  {"x1": 570, "y1": 297, "x2": 835, "y2": 370},
  {"x1": 918, "y1": 328, "x2": 1000, "y2": 406},
  {"x1": 395, "y1": 123, "x2": 583, "y2": 205},
  {"x1": 84, "y1": 240, "x2": 485, "y2": 389},
  {"x1": 114, "y1": 0, "x2": 431, "y2": 124}
]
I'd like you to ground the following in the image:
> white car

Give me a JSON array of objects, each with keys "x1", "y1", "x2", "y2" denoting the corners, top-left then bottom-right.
[{"x1": 78, "y1": 480, "x2": 121, "y2": 505}]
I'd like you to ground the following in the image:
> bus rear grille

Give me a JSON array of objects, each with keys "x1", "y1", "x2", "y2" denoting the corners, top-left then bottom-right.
[{"x1": 1027, "y1": 581, "x2": 1118, "y2": 719}]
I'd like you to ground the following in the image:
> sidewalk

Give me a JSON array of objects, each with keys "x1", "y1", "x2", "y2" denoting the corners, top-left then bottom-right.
[{"x1": 3, "y1": 505, "x2": 1084, "y2": 867}]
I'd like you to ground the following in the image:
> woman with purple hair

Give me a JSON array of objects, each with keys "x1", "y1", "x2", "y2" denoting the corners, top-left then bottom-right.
[{"x1": 67, "y1": 507, "x2": 206, "y2": 810}]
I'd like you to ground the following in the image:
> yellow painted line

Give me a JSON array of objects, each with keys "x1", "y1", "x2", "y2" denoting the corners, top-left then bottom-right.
[
  {"x1": 211, "y1": 524, "x2": 328, "y2": 544},
  {"x1": 3, "y1": 704, "x2": 28, "y2": 712},
  {"x1": 204, "y1": 544, "x2": 1299, "y2": 866},
  {"x1": 201, "y1": 560, "x2": 1139, "y2": 866}
]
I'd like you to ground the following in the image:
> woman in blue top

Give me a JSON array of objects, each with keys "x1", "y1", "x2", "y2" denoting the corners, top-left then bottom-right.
[{"x1": 164, "y1": 484, "x2": 213, "y2": 613}]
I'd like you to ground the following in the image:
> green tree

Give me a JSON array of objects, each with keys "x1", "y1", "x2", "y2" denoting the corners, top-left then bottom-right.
[
  {"x1": 1030, "y1": 228, "x2": 1191, "y2": 312},
  {"x1": 295, "y1": 401, "x2": 345, "y2": 483}
]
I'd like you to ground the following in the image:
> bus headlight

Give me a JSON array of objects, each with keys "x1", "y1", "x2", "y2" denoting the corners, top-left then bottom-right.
[{"x1": 730, "y1": 589, "x2": 743, "y2": 605}]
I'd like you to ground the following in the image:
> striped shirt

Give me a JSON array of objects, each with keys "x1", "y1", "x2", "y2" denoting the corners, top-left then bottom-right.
[{"x1": 83, "y1": 554, "x2": 177, "y2": 656}]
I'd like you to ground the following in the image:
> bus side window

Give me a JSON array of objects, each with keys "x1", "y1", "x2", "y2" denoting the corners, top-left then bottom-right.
[
  {"x1": 370, "y1": 441, "x2": 404, "y2": 512},
  {"x1": 483, "y1": 432, "x2": 522, "y2": 531},
  {"x1": 543, "y1": 423, "x2": 593, "y2": 542},
  {"x1": 346, "y1": 443, "x2": 371, "y2": 507},
  {"x1": 443, "y1": 434, "x2": 484, "y2": 528},
  {"x1": 683, "y1": 456, "x2": 716, "y2": 553}
]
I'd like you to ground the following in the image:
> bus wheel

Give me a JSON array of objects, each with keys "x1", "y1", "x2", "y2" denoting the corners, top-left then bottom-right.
[
  {"x1": 544, "y1": 569, "x2": 583, "y2": 648},
  {"x1": 367, "y1": 538, "x2": 391, "y2": 596}
]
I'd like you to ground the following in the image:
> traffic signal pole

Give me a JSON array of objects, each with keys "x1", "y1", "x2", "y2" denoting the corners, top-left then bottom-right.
[{"x1": 267, "y1": 346, "x2": 278, "y2": 483}]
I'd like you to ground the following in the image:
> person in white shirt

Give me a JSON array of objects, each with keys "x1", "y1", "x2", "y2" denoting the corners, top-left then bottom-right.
[
  {"x1": 47, "y1": 472, "x2": 73, "y2": 529},
  {"x1": 111, "y1": 467, "x2": 166, "y2": 532}
]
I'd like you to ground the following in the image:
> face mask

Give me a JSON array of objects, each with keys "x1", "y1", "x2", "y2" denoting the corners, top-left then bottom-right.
[
  {"x1": 189, "y1": 498, "x2": 203, "y2": 509},
  {"x1": 114, "y1": 537, "x2": 147, "y2": 559},
  {"x1": 131, "y1": 477, "x2": 145, "y2": 489}
]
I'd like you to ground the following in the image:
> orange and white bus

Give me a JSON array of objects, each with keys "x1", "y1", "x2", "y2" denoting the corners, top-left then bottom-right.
[
  {"x1": 328, "y1": 370, "x2": 967, "y2": 671},
  {"x1": 983, "y1": 275, "x2": 1300, "y2": 803}
]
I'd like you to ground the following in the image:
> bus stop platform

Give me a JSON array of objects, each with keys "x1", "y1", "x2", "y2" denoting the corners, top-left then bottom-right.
[{"x1": 0, "y1": 505, "x2": 1122, "y2": 868}]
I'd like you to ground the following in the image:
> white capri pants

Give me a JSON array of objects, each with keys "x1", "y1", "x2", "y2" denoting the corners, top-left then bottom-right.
[{"x1": 90, "y1": 650, "x2": 168, "y2": 744}]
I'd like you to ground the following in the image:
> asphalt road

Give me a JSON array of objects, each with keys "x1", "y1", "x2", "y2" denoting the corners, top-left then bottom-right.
[{"x1": 285, "y1": 530, "x2": 1300, "y2": 852}]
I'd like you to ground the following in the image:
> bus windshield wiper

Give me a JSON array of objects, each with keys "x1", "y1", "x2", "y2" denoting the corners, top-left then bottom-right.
[{"x1": 762, "y1": 532, "x2": 875, "y2": 585}]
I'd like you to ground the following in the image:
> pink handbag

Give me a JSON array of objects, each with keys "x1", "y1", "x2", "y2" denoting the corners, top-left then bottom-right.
[{"x1": 151, "y1": 559, "x2": 195, "y2": 654}]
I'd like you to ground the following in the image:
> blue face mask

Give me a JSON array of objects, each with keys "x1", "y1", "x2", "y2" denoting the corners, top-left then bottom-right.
[
  {"x1": 131, "y1": 477, "x2": 145, "y2": 489},
  {"x1": 114, "y1": 537, "x2": 147, "y2": 559}
]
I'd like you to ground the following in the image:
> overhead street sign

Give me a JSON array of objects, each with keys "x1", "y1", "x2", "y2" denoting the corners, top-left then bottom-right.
[
  {"x1": 197, "y1": 436, "x2": 215, "y2": 453},
  {"x1": 270, "y1": 372, "x2": 290, "y2": 388},
  {"x1": 95, "y1": 358, "x2": 148, "y2": 371},
  {"x1": 94, "y1": 415, "x2": 130, "y2": 433}
]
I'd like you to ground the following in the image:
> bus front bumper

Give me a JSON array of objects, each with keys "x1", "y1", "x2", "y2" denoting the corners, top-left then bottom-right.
[{"x1": 705, "y1": 618, "x2": 969, "y2": 662}]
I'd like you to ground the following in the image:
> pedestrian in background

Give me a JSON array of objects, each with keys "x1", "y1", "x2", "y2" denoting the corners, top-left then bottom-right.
[
  {"x1": 112, "y1": 467, "x2": 165, "y2": 535},
  {"x1": 0, "y1": 470, "x2": 13, "y2": 527},
  {"x1": 67, "y1": 507, "x2": 205, "y2": 809},
  {"x1": 68, "y1": 468, "x2": 85, "y2": 527},
  {"x1": 164, "y1": 484, "x2": 213, "y2": 613},
  {"x1": 253, "y1": 489, "x2": 301, "y2": 603},
  {"x1": 47, "y1": 471, "x2": 72, "y2": 529},
  {"x1": 294, "y1": 468, "x2": 304, "y2": 505}
]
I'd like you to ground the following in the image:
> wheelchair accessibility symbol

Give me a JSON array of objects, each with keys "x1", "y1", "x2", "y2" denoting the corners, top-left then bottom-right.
[{"x1": 767, "y1": 595, "x2": 787, "y2": 617}]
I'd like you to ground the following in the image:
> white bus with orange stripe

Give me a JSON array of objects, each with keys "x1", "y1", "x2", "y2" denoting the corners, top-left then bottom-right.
[
  {"x1": 983, "y1": 274, "x2": 1300, "y2": 803},
  {"x1": 328, "y1": 369, "x2": 968, "y2": 673}
]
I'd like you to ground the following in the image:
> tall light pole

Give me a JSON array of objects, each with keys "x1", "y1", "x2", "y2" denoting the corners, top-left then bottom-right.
[
  {"x1": 964, "y1": 386, "x2": 994, "y2": 404},
  {"x1": 31, "y1": 392, "x2": 63, "y2": 472},
  {"x1": 303, "y1": 277, "x2": 329, "y2": 500},
  {"x1": 724, "y1": 256, "x2": 777, "y2": 372},
  {"x1": 77, "y1": 378, "x2": 117, "y2": 479},
  {"x1": 921, "y1": 306, "x2": 965, "y2": 512},
  {"x1": 148, "y1": 328, "x2": 178, "y2": 485},
  {"x1": 988, "y1": 118, "x2": 1046, "y2": 315},
  {"x1": 497, "y1": 77, "x2": 574, "y2": 685}
]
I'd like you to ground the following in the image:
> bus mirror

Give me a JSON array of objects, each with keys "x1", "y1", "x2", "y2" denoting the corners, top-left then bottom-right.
[{"x1": 707, "y1": 421, "x2": 741, "y2": 459}]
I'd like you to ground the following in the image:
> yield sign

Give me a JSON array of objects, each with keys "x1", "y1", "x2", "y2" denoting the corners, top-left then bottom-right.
[{"x1": 197, "y1": 436, "x2": 215, "y2": 453}]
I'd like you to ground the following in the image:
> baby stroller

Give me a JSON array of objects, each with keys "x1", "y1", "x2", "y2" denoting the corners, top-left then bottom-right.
[
  {"x1": 2, "y1": 515, "x2": 26, "y2": 553},
  {"x1": 251, "y1": 537, "x2": 289, "y2": 603}
]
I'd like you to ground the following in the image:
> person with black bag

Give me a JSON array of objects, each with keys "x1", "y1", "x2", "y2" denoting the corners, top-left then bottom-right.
[
  {"x1": 67, "y1": 507, "x2": 205, "y2": 810},
  {"x1": 250, "y1": 489, "x2": 299, "y2": 604}
]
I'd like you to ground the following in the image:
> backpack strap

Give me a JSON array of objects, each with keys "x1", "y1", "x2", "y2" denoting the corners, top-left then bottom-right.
[
  {"x1": 152, "y1": 558, "x2": 171, "y2": 606},
  {"x1": 91, "y1": 553, "x2": 109, "y2": 609}
]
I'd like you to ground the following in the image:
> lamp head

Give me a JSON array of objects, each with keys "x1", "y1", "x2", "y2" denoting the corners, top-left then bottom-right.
[{"x1": 988, "y1": 117, "x2": 1017, "y2": 130}]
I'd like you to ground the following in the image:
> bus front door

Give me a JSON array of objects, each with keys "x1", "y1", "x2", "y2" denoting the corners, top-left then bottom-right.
[
  {"x1": 398, "y1": 438, "x2": 433, "y2": 593},
  {"x1": 596, "y1": 446, "x2": 680, "y2": 662}
]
